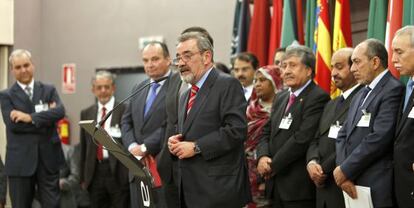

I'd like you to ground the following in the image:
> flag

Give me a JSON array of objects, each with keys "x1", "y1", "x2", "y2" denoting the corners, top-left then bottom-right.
[
  {"x1": 295, "y1": 0, "x2": 305, "y2": 45},
  {"x1": 248, "y1": 0, "x2": 271, "y2": 67},
  {"x1": 332, "y1": 0, "x2": 353, "y2": 98},
  {"x1": 385, "y1": 0, "x2": 403, "y2": 78},
  {"x1": 268, "y1": 0, "x2": 283, "y2": 65},
  {"x1": 305, "y1": 0, "x2": 317, "y2": 49},
  {"x1": 333, "y1": 0, "x2": 352, "y2": 52},
  {"x1": 367, "y1": 0, "x2": 388, "y2": 42},
  {"x1": 281, "y1": 0, "x2": 297, "y2": 47},
  {"x1": 314, "y1": 0, "x2": 332, "y2": 95},
  {"x1": 231, "y1": 0, "x2": 251, "y2": 56}
]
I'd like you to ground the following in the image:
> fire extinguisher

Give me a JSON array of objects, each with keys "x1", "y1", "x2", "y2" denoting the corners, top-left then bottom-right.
[{"x1": 57, "y1": 117, "x2": 70, "y2": 145}]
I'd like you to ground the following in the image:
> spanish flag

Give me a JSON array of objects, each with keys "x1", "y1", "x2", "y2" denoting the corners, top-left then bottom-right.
[
  {"x1": 314, "y1": 0, "x2": 332, "y2": 95},
  {"x1": 332, "y1": 0, "x2": 353, "y2": 98}
]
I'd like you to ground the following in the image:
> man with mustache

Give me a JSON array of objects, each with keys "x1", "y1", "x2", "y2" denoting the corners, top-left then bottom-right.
[
  {"x1": 392, "y1": 25, "x2": 414, "y2": 208},
  {"x1": 168, "y1": 32, "x2": 251, "y2": 207},
  {"x1": 306, "y1": 48, "x2": 362, "y2": 208},
  {"x1": 334, "y1": 39, "x2": 403, "y2": 208},
  {"x1": 257, "y1": 45, "x2": 330, "y2": 208},
  {"x1": 233, "y1": 52, "x2": 259, "y2": 101}
]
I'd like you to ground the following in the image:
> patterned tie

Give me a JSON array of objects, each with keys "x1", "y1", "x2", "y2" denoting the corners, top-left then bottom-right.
[
  {"x1": 96, "y1": 106, "x2": 106, "y2": 161},
  {"x1": 25, "y1": 86, "x2": 33, "y2": 101},
  {"x1": 187, "y1": 85, "x2": 199, "y2": 115},
  {"x1": 144, "y1": 83, "x2": 161, "y2": 117},
  {"x1": 358, "y1": 86, "x2": 371, "y2": 108},
  {"x1": 285, "y1": 93, "x2": 296, "y2": 113},
  {"x1": 403, "y1": 79, "x2": 414, "y2": 111}
]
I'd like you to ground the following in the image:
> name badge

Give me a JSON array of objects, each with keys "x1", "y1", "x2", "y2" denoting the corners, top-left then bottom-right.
[
  {"x1": 357, "y1": 110, "x2": 371, "y2": 128},
  {"x1": 35, "y1": 101, "x2": 49, "y2": 113},
  {"x1": 328, "y1": 121, "x2": 342, "y2": 139},
  {"x1": 408, "y1": 107, "x2": 414, "y2": 119},
  {"x1": 109, "y1": 124, "x2": 122, "y2": 138},
  {"x1": 279, "y1": 113, "x2": 293, "y2": 129}
]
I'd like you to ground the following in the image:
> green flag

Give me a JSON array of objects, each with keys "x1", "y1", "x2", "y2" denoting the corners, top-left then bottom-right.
[
  {"x1": 281, "y1": 0, "x2": 296, "y2": 47},
  {"x1": 367, "y1": 0, "x2": 388, "y2": 42},
  {"x1": 305, "y1": 0, "x2": 316, "y2": 49}
]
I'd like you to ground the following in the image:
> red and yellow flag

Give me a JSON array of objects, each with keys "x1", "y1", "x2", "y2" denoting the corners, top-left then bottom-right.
[
  {"x1": 314, "y1": 0, "x2": 332, "y2": 95},
  {"x1": 332, "y1": 0, "x2": 353, "y2": 98}
]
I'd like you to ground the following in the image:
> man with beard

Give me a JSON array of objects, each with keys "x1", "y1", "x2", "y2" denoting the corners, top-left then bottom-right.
[
  {"x1": 168, "y1": 32, "x2": 251, "y2": 207},
  {"x1": 233, "y1": 52, "x2": 259, "y2": 101},
  {"x1": 306, "y1": 48, "x2": 362, "y2": 208}
]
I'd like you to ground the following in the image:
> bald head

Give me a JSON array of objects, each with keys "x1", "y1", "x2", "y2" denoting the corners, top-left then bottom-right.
[{"x1": 331, "y1": 48, "x2": 357, "y2": 91}]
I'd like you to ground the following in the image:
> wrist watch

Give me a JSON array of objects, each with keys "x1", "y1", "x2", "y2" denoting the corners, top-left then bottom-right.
[
  {"x1": 194, "y1": 143, "x2": 201, "y2": 154},
  {"x1": 140, "y1": 144, "x2": 147, "y2": 153}
]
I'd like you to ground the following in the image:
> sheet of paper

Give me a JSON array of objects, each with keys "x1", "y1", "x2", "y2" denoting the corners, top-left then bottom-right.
[{"x1": 343, "y1": 185, "x2": 374, "y2": 208}]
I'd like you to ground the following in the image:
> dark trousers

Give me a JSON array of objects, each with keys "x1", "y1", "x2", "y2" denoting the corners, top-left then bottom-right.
[
  {"x1": 89, "y1": 160, "x2": 130, "y2": 208},
  {"x1": 9, "y1": 159, "x2": 60, "y2": 208},
  {"x1": 272, "y1": 185, "x2": 315, "y2": 208}
]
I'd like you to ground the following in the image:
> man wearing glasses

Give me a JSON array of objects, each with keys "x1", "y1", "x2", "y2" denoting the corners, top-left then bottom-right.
[{"x1": 168, "y1": 32, "x2": 251, "y2": 207}]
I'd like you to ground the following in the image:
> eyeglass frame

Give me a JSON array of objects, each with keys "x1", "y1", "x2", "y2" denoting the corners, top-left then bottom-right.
[{"x1": 172, "y1": 50, "x2": 205, "y2": 65}]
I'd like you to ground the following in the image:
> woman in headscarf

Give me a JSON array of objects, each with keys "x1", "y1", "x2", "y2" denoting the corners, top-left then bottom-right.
[{"x1": 246, "y1": 65, "x2": 283, "y2": 208}]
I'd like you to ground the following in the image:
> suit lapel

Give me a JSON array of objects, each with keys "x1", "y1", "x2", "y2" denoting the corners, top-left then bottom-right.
[
  {"x1": 396, "y1": 89, "x2": 414, "y2": 138},
  {"x1": 271, "y1": 90, "x2": 289, "y2": 135},
  {"x1": 138, "y1": 81, "x2": 151, "y2": 123},
  {"x1": 11, "y1": 83, "x2": 33, "y2": 111},
  {"x1": 32, "y1": 81, "x2": 43, "y2": 105},
  {"x1": 182, "y1": 69, "x2": 219, "y2": 134}
]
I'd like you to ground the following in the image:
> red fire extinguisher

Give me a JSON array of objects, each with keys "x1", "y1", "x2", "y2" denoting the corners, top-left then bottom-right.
[{"x1": 57, "y1": 117, "x2": 70, "y2": 145}]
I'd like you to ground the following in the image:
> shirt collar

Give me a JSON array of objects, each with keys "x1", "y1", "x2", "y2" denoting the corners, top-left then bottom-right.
[
  {"x1": 194, "y1": 67, "x2": 213, "y2": 89},
  {"x1": 341, "y1": 84, "x2": 361, "y2": 100},
  {"x1": 368, "y1": 69, "x2": 388, "y2": 90},
  {"x1": 17, "y1": 79, "x2": 34, "y2": 91},
  {"x1": 98, "y1": 96, "x2": 115, "y2": 111},
  {"x1": 290, "y1": 79, "x2": 312, "y2": 97}
]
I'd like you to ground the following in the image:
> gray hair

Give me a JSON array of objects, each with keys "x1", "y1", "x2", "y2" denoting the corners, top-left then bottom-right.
[
  {"x1": 92, "y1": 71, "x2": 116, "y2": 84},
  {"x1": 363, "y1": 38, "x2": 388, "y2": 69},
  {"x1": 394, "y1": 25, "x2": 414, "y2": 48},
  {"x1": 177, "y1": 32, "x2": 214, "y2": 60},
  {"x1": 284, "y1": 45, "x2": 316, "y2": 77},
  {"x1": 9, "y1": 49, "x2": 32, "y2": 65}
]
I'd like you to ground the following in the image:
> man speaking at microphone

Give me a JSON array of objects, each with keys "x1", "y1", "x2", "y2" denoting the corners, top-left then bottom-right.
[{"x1": 121, "y1": 41, "x2": 172, "y2": 207}]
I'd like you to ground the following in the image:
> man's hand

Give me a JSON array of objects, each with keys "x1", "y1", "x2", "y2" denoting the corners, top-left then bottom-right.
[
  {"x1": 168, "y1": 134, "x2": 182, "y2": 155},
  {"x1": 257, "y1": 156, "x2": 272, "y2": 179},
  {"x1": 340, "y1": 180, "x2": 357, "y2": 199},
  {"x1": 307, "y1": 162, "x2": 326, "y2": 187},
  {"x1": 49, "y1": 101, "x2": 57, "y2": 109},
  {"x1": 170, "y1": 141, "x2": 196, "y2": 159},
  {"x1": 333, "y1": 166, "x2": 347, "y2": 186},
  {"x1": 10, "y1": 110, "x2": 32, "y2": 123},
  {"x1": 129, "y1": 145, "x2": 146, "y2": 157}
]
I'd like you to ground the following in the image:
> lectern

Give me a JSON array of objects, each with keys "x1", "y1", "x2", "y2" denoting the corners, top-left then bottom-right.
[{"x1": 79, "y1": 120, "x2": 155, "y2": 208}]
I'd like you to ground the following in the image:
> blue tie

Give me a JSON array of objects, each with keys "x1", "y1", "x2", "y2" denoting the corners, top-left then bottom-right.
[
  {"x1": 144, "y1": 83, "x2": 160, "y2": 117},
  {"x1": 404, "y1": 79, "x2": 414, "y2": 111}
]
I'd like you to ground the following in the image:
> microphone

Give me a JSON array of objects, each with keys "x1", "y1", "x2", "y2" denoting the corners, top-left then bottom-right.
[{"x1": 95, "y1": 76, "x2": 168, "y2": 129}]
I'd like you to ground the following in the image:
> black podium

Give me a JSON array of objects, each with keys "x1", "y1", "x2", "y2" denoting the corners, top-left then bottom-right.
[{"x1": 79, "y1": 120, "x2": 155, "y2": 208}]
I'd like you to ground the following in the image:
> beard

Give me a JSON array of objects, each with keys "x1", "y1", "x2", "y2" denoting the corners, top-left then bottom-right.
[{"x1": 180, "y1": 72, "x2": 195, "y2": 84}]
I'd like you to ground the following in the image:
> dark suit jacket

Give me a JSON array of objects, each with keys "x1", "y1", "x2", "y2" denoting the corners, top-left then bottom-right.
[
  {"x1": 394, "y1": 81, "x2": 414, "y2": 208},
  {"x1": 257, "y1": 81, "x2": 330, "y2": 201},
  {"x1": 121, "y1": 76, "x2": 170, "y2": 156},
  {"x1": 79, "y1": 101, "x2": 129, "y2": 188},
  {"x1": 306, "y1": 85, "x2": 362, "y2": 208},
  {"x1": 336, "y1": 72, "x2": 404, "y2": 207},
  {"x1": 158, "y1": 72, "x2": 182, "y2": 184},
  {"x1": 0, "y1": 81, "x2": 65, "y2": 176},
  {"x1": 176, "y1": 69, "x2": 251, "y2": 208}
]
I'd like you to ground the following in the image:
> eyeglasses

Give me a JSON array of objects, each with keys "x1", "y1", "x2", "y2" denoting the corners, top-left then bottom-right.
[{"x1": 173, "y1": 51, "x2": 203, "y2": 65}]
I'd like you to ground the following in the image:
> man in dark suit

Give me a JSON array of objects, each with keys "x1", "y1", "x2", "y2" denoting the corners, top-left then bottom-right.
[
  {"x1": 79, "y1": 71, "x2": 130, "y2": 208},
  {"x1": 233, "y1": 52, "x2": 259, "y2": 101},
  {"x1": 168, "y1": 32, "x2": 251, "y2": 207},
  {"x1": 391, "y1": 25, "x2": 414, "y2": 208},
  {"x1": 334, "y1": 39, "x2": 404, "y2": 208},
  {"x1": 157, "y1": 27, "x2": 215, "y2": 208},
  {"x1": 306, "y1": 48, "x2": 361, "y2": 208},
  {"x1": 0, "y1": 49, "x2": 65, "y2": 208},
  {"x1": 257, "y1": 45, "x2": 330, "y2": 208},
  {"x1": 121, "y1": 41, "x2": 172, "y2": 208}
]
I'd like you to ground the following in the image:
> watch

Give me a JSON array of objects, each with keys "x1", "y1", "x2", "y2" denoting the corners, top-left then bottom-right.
[
  {"x1": 140, "y1": 144, "x2": 147, "y2": 153},
  {"x1": 194, "y1": 143, "x2": 201, "y2": 154}
]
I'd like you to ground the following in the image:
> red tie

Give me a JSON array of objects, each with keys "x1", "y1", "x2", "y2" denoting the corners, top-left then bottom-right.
[
  {"x1": 187, "y1": 85, "x2": 199, "y2": 115},
  {"x1": 285, "y1": 93, "x2": 296, "y2": 113},
  {"x1": 96, "y1": 106, "x2": 106, "y2": 161}
]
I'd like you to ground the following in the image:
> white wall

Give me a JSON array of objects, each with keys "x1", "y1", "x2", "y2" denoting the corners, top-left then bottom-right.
[{"x1": 14, "y1": 0, "x2": 236, "y2": 144}]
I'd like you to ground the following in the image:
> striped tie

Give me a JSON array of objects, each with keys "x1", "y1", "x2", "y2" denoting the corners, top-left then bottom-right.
[{"x1": 187, "y1": 85, "x2": 199, "y2": 115}]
